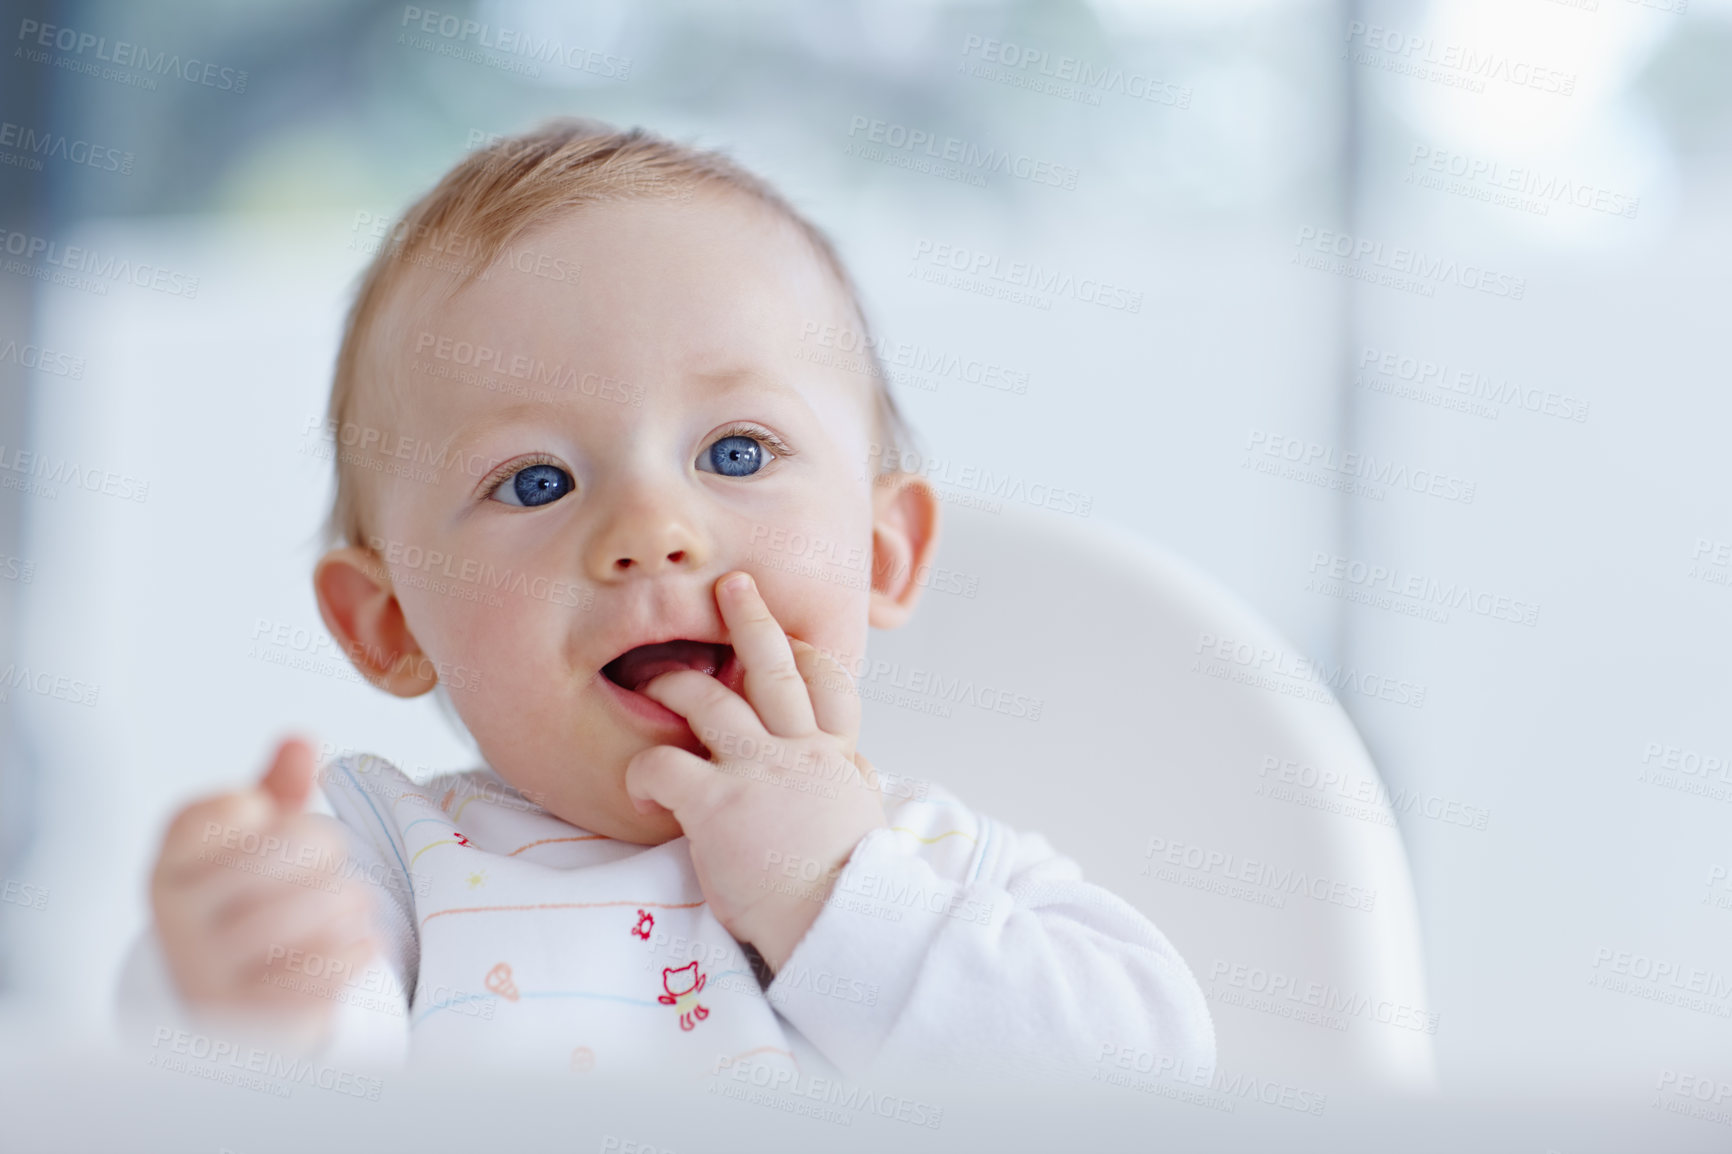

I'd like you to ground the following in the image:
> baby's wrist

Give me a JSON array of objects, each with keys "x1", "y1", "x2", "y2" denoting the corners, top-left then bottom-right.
[{"x1": 742, "y1": 892, "x2": 826, "y2": 975}]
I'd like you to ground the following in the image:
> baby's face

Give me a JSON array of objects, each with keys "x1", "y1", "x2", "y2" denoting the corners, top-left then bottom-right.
[{"x1": 361, "y1": 194, "x2": 882, "y2": 843}]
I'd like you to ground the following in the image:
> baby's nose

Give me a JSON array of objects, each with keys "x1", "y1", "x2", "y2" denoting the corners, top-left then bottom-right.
[
  {"x1": 611, "y1": 547, "x2": 687, "y2": 572},
  {"x1": 585, "y1": 497, "x2": 707, "y2": 581}
]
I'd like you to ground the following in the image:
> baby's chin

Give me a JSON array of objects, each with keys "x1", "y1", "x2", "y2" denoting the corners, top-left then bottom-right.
[
  {"x1": 602, "y1": 805, "x2": 687, "y2": 846},
  {"x1": 534, "y1": 785, "x2": 687, "y2": 846}
]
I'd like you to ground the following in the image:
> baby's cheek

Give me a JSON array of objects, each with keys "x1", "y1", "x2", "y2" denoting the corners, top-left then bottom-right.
[
  {"x1": 754, "y1": 566, "x2": 870, "y2": 663},
  {"x1": 402, "y1": 590, "x2": 536, "y2": 698}
]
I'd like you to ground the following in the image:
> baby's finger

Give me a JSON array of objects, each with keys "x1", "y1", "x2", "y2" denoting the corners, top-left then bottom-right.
[
  {"x1": 258, "y1": 736, "x2": 319, "y2": 814},
  {"x1": 196, "y1": 889, "x2": 370, "y2": 993},
  {"x1": 637, "y1": 668, "x2": 768, "y2": 761},
  {"x1": 155, "y1": 790, "x2": 277, "y2": 884},
  {"x1": 245, "y1": 931, "x2": 380, "y2": 1010},
  {"x1": 624, "y1": 743, "x2": 721, "y2": 823},
  {"x1": 716, "y1": 571, "x2": 816, "y2": 737},
  {"x1": 852, "y1": 749, "x2": 883, "y2": 793},
  {"x1": 163, "y1": 841, "x2": 314, "y2": 922},
  {"x1": 790, "y1": 640, "x2": 861, "y2": 747},
  {"x1": 212, "y1": 878, "x2": 371, "y2": 948}
]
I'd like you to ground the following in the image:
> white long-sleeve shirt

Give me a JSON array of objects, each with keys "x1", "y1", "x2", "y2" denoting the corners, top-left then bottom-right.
[{"x1": 118, "y1": 753, "x2": 1215, "y2": 1085}]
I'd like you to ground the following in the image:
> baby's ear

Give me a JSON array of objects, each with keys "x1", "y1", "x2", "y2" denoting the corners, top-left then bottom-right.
[
  {"x1": 313, "y1": 546, "x2": 439, "y2": 698},
  {"x1": 868, "y1": 471, "x2": 940, "y2": 629}
]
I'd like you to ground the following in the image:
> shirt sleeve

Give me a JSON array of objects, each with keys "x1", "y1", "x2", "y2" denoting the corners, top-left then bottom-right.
[{"x1": 763, "y1": 788, "x2": 1216, "y2": 1081}]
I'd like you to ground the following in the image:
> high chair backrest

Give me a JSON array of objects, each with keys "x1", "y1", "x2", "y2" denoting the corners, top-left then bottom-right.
[{"x1": 858, "y1": 502, "x2": 1436, "y2": 1092}]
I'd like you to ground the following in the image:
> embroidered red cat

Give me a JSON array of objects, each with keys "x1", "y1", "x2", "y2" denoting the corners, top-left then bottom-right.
[{"x1": 658, "y1": 962, "x2": 709, "y2": 1031}]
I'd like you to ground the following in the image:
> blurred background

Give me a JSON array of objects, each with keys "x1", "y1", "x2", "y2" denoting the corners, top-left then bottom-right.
[{"x1": 0, "y1": 0, "x2": 1728, "y2": 1120}]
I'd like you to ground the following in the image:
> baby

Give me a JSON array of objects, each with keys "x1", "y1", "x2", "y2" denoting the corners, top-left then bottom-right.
[{"x1": 122, "y1": 120, "x2": 1214, "y2": 1084}]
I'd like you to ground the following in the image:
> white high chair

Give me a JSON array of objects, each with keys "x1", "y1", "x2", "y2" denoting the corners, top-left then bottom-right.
[{"x1": 858, "y1": 501, "x2": 1436, "y2": 1093}]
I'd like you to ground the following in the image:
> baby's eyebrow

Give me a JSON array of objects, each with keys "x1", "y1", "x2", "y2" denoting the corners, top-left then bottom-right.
[
  {"x1": 690, "y1": 365, "x2": 798, "y2": 394},
  {"x1": 441, "y1": 401, "x2": 572, "y2": 460}
]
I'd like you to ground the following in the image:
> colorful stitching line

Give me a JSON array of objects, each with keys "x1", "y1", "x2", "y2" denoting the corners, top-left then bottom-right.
[
  {"x1": 508, "y1": 835, "x2": 608, "y2": 856},
  {"x1": 333, "y1": 760, "x2": 411, "y2": 883},
  {"x1": 420, "y1": 899, "x2": 704, "y2": 930},
  {"x1": 410, "y1": 838, "x2": 464, "y2": 867},
  {"x1": 413, "y1": 968, "x2": 752, "y2": 1026},
  {"x1": 887, "y1": 826, "x2": 976, "y2": 845}
]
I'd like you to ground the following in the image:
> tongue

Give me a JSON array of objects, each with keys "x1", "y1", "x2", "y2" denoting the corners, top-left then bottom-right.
[{"x1": 604, "y1": 640, "x2": 730, "y2": 693}]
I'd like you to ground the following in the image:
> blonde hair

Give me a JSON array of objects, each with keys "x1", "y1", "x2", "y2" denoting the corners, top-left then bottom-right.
[{"x1": 323, "y1": 117, "x2": 913, "y2": 550}]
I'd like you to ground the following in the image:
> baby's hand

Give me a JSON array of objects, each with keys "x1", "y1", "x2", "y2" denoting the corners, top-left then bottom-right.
[
  {"x1": 149, "y1": 738, "x2": 380, "y2": 1047},
  {"x1": 626, "y1": 572, "x2": 886, "y2": 973}
]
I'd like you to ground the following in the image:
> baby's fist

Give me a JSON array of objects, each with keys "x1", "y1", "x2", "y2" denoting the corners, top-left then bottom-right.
[{"x1": 150, "y1": 738, "x2": 378, "y2": 1046}]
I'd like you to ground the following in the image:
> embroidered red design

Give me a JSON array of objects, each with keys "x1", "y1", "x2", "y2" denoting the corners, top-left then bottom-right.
[
  {"x1": 658, "y1": 962, "x2": 709, "y2": 1030},
  {"x1": 630, "y1": 909, "x2": 654, "y2": 940},
  {"x1": 452, "y1": 831, "x2": 471, "y2": 847},
  {"x1": 485, "y1": 962, "x2": 519, "y2": 1002}
]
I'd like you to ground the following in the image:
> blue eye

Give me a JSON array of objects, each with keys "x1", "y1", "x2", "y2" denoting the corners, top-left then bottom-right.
[
  {"x1": 491, "y1": 463, "x2": 574, "y2": 507},
  {"x1": 703, "y1": 435, "x2": 767, "y2": 477}
]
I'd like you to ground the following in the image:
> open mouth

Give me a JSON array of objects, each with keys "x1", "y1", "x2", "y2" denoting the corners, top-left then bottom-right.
[
  {"x1": 602, "y1": 640, "x2": 734, "y2": 694},
  {"x1": 599, "y1": 639, "x2": 744, "y2": 746}
]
